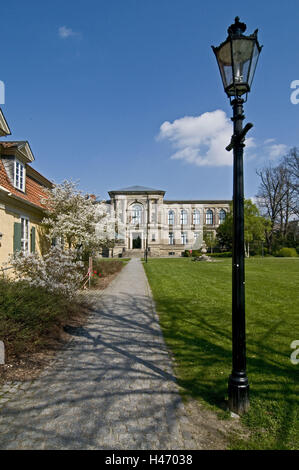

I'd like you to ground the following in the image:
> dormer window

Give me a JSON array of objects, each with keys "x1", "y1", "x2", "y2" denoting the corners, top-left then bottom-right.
[{"x1": 14, "y1": 159, "x2": 25, "y2": 191}]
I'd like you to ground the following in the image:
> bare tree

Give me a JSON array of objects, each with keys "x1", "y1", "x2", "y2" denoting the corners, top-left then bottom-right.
[
  {"x1": 256, "y1": 148, "x2": 299, "y2": 252},
  {"x1": 256, "y1": 165, "x2": 288, "y2": 252},
  {"x1": 281, "y1": 147, "x2": 299, "y2": 218}
]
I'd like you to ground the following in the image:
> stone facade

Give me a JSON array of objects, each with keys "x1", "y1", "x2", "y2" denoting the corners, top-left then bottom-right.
[{"x1": 106, "y1": 186, "x2": 230, "y2": 257}]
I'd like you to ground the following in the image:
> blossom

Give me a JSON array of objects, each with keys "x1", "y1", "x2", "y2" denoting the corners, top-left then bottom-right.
[{"x1": 9, "y1": 246, "x2": 84, "y2": 299}]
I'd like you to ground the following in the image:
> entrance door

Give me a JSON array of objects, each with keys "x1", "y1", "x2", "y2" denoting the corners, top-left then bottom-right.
[{"x1": 132, "y1": 235, "x2": 141, "y2": 249}]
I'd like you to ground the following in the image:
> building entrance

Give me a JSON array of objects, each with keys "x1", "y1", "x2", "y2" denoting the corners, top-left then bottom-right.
[{"x1": 132, "y1": 234, "x2": 142, "y2": 249}]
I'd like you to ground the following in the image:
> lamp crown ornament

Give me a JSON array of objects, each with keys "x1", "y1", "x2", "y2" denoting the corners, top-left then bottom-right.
[{"x1": 227, "y1": 17, "x2": 247, "y2": 37}]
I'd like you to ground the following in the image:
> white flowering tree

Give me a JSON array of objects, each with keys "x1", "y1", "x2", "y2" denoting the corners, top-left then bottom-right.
[
  {"x1": 41, "y1": 180, "x2": 120, "y2": 258},
  {"x1": 9, "y1": 246, "x2": 84, "y2": 298}
]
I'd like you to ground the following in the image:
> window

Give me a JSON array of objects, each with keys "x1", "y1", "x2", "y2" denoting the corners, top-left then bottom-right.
[
  {"x1": 193, "y1": 210, "x2": 200, "y2": 225},
  {"x1": 194, "y1": 232, "x2": 199, "y2": 241},
  {"x1": 181, "y1": 232, "x2": 187, "y2": 244},
  {"x1": 152, "y1": 233, "x2": 156, "y2": 241},
  {"x1": 219, "y1": 209, "x2": 226, "y2": 224},
  {"x1": 14, "y1": 159, "x2": 25, "y2": 191},
  {"x1": 132, "y1": 204, "x2": 142, "y2": 225},
  {"x1": 169, "y1": 232, "x2": 174, "y2": 245},
  {"x1": 206, "y1": 209, "x2": 213, "y2": 225},
  {"x1": 168, "y1": 210, "x2": 175, "y2": 225},
  {"x1": 180, "y1": 210, "x2": 187, "y2": 225},
  {"x1": 21, "y1": 217, "x2": 29, "y2": 253}
]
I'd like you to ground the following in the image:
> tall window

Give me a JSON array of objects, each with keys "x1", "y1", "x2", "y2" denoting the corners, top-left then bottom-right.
[
  {"x1": 193, "y1": 210, "x2": 200, "y2": 225},
  {"x1": 132, "y1": 204, "x2": 142, "y2": 225},
  {"x1": 206, "y1": 209, "x2": 213, "y2": 225},
  {"x1": 21, "y1": 217, "x2": 29, "y2": 253},
  {"x1": 169, "y1": 232, "x2": 174, "y2": 245},
  {"x1": 219, "y1": 209, "x2": 226, "y2": 224},
  {"x1": 168, "y1": 210, "x2": 175, "y2": 225},
  {"x1": 181, "y1": 232, "x2": 187, "y2": 244},
  {"x1": 180, "y1": 210, "x2": 187, "y2": 225},
  {"x1": 14, "y1": 159, "x2": 25, "y2": 191}
]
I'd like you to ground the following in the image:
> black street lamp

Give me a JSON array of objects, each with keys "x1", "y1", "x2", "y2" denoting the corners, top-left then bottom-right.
[{"x1": 212, "y1": 17, "x2": 262, "y2": 414}]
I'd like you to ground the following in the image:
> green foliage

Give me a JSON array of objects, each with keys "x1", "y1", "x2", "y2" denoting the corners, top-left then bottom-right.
[
  {"x1": 209, "y1": 251, "x2": 232, "y2": 258},
  {"x1": 0, "y1": 279, "x2": 81, "y2": 357},
  {"x1": 144, "y1": 258, "x2": 299, "y2": 450},
  {"x1": 275, "y1": 247, "x2": 298, "y2": 257},
  {"x1": 183, "y1": 250, "x2": 202, "y2": 257},
  {"x1": 203, "y1": 229, "x2": 217, "y2": 253},
  {"x1": 216, "y1": 200, "x2": 270, "y2": 254}
]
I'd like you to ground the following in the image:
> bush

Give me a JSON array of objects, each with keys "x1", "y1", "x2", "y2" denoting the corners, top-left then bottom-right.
[
  {"x1": 183, "y1": 250, "x2": 202, "y2": 258},
  {"x1": 90, "y1": 259, "x2": 125, "y2": 277},
  {"x1": 209, "y1": 251, "x2": 232, "y2": 258},
  {"x1": 183, "y1": 250, "x2": 192, "y2": 257},
  {"x1": 0, "y1": 278, "x2": 81, "y2": 357},
  {"x1": 275, "y1": 247, "x2": 298, "y2": 258},
  {"x1": 9, "y1": 246, "x2": 85, "y2": 298}
]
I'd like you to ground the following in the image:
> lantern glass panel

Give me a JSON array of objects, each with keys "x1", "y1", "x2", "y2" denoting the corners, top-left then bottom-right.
[
  {"x1": 217, "y1": 41, "x2": 233, "y2": 90},
  {"x1": 231, "y1": 38, "x2": 254, "y2": 94},
  {"x1": 248, "y1": 42, "x2": 260, "y2": 88}
]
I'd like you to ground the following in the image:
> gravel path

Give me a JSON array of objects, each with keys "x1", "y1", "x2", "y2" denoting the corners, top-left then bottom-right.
[{"x1": 0, "y1": 258, "x2": 201, "y2": 450}]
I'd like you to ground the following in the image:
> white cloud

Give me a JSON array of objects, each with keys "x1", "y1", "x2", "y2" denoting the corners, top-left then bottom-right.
[
  {"x1": 58, "y1": 26, "x2": 81, "y2": 39},
  {"x1": 158, "y1": 110, "x2": 247, "y2": 167},
  {"x1": 266, "y1": 143, "x2": 288, "y2": 160}
]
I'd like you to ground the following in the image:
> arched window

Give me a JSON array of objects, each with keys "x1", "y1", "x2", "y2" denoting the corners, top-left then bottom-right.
[
  {"x1": 205, "y1": 209, "x2": 213, "y2": 225},
  {"x1": 219, "y1": 209, "x2": 226, "y2": 224},
  {"x1": 168, "y1": 210, "x2": 175, "y2": 225},
  {"x1": 193, "y1": 210, "x2": 200, "y2": 225},
  {"x1": 180, "y1": 209, "x2": 187, "y2": 225},
  {"x1": 132, "y1": 204, "x2": 142, "y2": 225}
]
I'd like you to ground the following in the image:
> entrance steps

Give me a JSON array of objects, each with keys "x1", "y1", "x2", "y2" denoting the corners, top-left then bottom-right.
[{"x1": 122, "y1": 249, "x2": 144, "y2": 259}]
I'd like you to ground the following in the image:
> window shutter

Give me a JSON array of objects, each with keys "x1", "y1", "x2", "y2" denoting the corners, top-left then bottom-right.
[
  {"x1": 13, "y1": 222, "x2": 22, "y2": 252},
  {"x1": 31, "y1": 226, "x2": 36, "y2": 253}
]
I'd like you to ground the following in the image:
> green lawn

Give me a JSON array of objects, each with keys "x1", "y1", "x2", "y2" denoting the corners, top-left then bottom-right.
[{"x1": 143, "y1": 257, "x2": 299, "y2": 450}]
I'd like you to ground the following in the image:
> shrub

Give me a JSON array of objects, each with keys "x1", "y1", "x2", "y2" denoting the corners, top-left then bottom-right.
[
  {"x1": 275, "y1": 247, "x2": 298, "y2": 258},
  {"x1": 183, "y1": 250, "x2": 192, "y2": 257},
  {"x1": 91, "y1": 259, "x2": 125, "y2": 277},
  {"x1": 0, "y1": 278, "x2": 82, "y2": 357},
  {"x1": 9, "y1": 246, "x2": 85, "y2": 298},
  {"x1": 209, "y1": 251, "x2": 232, "y2": 258},
  {"x1": 191, "y1": 250, "x2": 202, "y2": 258},
  {"x1": 183, "y1": 250, "x2": 202, "y2": 258}
]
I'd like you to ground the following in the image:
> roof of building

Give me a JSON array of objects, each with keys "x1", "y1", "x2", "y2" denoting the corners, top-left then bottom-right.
[
  {"x1": 0, "y1": 141, "x2": 34, "y2": 162},
  {"x1": 164, "y1": 200, "x2": 231, "y2": 205},
  {"x1": 109, "y1": 185, "x2": 165, "y2": 195},
  {"x1": 0, "y1": 158, "x2": 52, "y2": 210},
  {"x1": 0, "y1": 109, "x2": 11, "y2": 136}
]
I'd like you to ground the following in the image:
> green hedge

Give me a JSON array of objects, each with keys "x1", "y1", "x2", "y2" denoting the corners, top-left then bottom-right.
[
  {"x1": 209, "y1": 251, "x2": 232, "y2": 258},
  {"x1": 275, "y1": 247, "x2": 298, "y2": 257}
]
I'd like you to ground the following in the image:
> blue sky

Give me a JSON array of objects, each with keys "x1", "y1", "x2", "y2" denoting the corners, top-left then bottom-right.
[{"x1": 1, "y1": 0, "x2": 299, "y2": 200}]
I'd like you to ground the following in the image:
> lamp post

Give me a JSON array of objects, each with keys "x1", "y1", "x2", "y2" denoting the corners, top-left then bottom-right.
[
  {"x1": 145, "y1": 196, "x2": 149, "y2": 262},
  {"x1": 212, "y1": 17, "x2": 262, "y2": 414}
]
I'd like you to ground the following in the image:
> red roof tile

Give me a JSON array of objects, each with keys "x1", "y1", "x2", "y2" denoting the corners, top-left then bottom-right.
[{"x1": 0, "y1": 159, "x2": 49, "y2": 209}]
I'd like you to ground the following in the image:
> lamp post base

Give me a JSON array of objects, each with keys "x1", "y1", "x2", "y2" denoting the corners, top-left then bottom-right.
[{"x1": 228, "y1": 373, "x2": 250, "y2": 415}]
